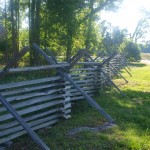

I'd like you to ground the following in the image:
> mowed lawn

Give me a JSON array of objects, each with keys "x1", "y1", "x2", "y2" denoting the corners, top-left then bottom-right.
[{"x1": 10, "y1": 62, "x2": 150, "y2": 150}]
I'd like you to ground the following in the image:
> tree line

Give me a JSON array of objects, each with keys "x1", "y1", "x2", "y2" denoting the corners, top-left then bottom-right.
[{"x1": 0, "y1": 0, "x2": 149, "y2": 67}]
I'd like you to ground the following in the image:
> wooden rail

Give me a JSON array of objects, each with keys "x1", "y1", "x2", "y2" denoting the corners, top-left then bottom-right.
[{"x1": 0, "y1": 46, "x2": 130, "y2": 149}]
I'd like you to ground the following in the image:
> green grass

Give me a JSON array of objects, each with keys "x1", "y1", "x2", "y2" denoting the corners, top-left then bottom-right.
[{"x1": 9, "y1": 63, "x2": 150, "y2": 150}]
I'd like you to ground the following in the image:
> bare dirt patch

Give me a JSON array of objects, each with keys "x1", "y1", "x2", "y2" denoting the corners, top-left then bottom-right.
[{"x1": 141, "y1": 59, "x2": 150, "y2": 65}]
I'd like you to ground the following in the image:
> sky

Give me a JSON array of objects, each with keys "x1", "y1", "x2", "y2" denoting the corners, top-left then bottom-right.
[
  {"x1": 0, "y1": 0, "x2": 4, "y2": 8},
  {"x1": 100, "y1": 0, "x2": 150, "y2": 41}
]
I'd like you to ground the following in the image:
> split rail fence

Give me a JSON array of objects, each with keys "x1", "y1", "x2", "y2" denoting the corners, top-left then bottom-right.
[{"x1": 0, "y1": 44, "x2": 130, "y2": 149}]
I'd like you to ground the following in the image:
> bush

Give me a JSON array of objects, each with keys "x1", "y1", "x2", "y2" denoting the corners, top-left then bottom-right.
[{"x1": 124, "y1": 41, "x2": 141, "y2": 61}]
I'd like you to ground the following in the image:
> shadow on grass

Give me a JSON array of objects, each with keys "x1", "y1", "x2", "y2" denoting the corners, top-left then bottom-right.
[
  {"x1": 95, "y1": 89, "x2": 150, "y2": 130},
  {"x1": 44, "y1": 89, "x2": 150, "y2": 149},
  {"x1": 8, "y1": 90, "x2": 150, "y2": 150},
  {"x1": 130, "y1": 62, "x2": 146, "y2": 67}
]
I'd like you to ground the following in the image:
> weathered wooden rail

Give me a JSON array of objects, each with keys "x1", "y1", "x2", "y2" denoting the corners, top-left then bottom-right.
[
  {"x1": 0, "y1": 66, "x2": 71, "y2": 149},
  {"x1": 0, "y1": 45, "x2": 130, "y2": 149}
]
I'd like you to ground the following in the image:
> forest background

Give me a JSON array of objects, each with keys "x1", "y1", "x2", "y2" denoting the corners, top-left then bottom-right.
[{"x1": 0, "y1": 0, "x2": 150, "y2": 67}]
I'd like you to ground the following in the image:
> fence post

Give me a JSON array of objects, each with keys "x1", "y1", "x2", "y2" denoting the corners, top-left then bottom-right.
[{"x1": 62, "y1": 76, "x2": 71, "y2": 119}]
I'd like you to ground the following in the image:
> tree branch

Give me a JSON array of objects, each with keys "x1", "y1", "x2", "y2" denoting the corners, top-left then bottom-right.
[{"x1": 79, "y1": 0, "x2": 118, "y2": 24}]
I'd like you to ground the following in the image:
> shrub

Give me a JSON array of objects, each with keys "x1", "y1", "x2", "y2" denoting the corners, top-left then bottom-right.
[{"x1": 124, "y1": 41, "x2": 141, "y2": 61}]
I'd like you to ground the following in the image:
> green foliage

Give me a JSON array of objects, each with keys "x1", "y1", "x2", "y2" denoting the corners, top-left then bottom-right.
[
  {"x1": 0, "y1": 40, "x2": 7, "y2": 52},
  {"x1": 141, "y1": 43, "x2": 150, "y2": 53},
  {"x1": 0, "y1": 0, "x2": 125, "y2": 64},
  {"x1": 100, "y1": 21, "x2": 127, "y2": 53},
  {"x1": 123, "y1": 41, "x2": 141, "y2": 61},
  {"x1": 45, "y1": 0, "x2": 113, "y2": 59}
]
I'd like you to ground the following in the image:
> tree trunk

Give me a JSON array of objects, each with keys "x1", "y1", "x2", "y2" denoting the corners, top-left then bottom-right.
[
  {"x1": 10, "y1": 0, "x2": 18, "y2": 67},
  {"x1": 44, "y1": 5, "x2": 48, "y2": 49},
  {"x1": 85, "y1": 0, "x2": 94, "y2": 49},
  {"x1": 66, "y1": 27, "x2": 73, "y2": 61},
  {"x1": 4, "y1": 0, "x2": 8, "y2": 64},
  {"x1": 29, "y1": 0, "x2": 41, "y2": 65}
]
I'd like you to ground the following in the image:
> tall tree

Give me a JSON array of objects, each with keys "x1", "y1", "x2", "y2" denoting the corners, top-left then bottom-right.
[
  {"x1": 46, "y1": 0, "x2": 121, "y2": 60},
  {"x1": 4, "y1": 0, "x2": 8, "y2": 63},
  {"x1": 10, "y1": 0, "x2": 19, "y2": 67},
  {"x1": 100, "y1": 21, "x2": 127, "y2": 53},
  {"x1": 47, "y1": 0, "x2": 85, "y2": 60},
  {"x1": 0, "y1": 25, "x2": 6, "y2": 41},
  {"x1": 0, "y1": 0, "x2": 123, "y2": 66},
  {"x1": 85, "y1": 0, "x2": 94, "y2": 49},
  {"x1": 132, "y1": 17, "x2": 150, "y2": 43},
  {"x1": 29, "y1": 0, "x2": 41, "y2": 65}
]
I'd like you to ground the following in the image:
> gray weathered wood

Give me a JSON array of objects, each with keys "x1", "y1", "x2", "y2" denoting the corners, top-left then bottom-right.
[
  {"x1": 1, "y1": 83, "x2": 64, "y2": 96},
  {"x1": 76, "y1": 62, "x2": 101, "y2": 65},
  {"x1": 70, "y1": 68, "x2": 97, "y2": 72},
  {"x1": 70, "y1": 90, "x2": 96, "y2": 97},
  {"x1": 5, "y1": 88, "x2": 63, "y2": 102},
  {"x1": 0, "y1": 94, "x2": 65, "y2": 113},
  {"x1": 0, "y1": 119, "x2": 59, "y2": 144},
  {"x1": 0, "y1": 76, "x2": 62, "y2": 90},
  {"x1": 71, "y1": 71, "x2": 96, "y2": 76},
  {"x1": 0, "y1": 114, "x2": 62, "y2": 137},
  {"x1": 0, "y1": 100, "x2": 64, "y2": 121},
  {"x1": 70, "y1": 94, "x2": 94, "y2": 101},
  {"x1": 0, "y1": 64, "x2": 69, "y2": 74},
  {"x1": 0, "y1": 49, "x2": 128, "y2": 147},
  {"x1": 0, "y1": 108, "x2": 59, "y2": 130}
]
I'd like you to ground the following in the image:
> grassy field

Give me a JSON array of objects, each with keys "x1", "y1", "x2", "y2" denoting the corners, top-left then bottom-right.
[{"x1": 10, "y1": 62, "x2": 150, "y2": 150}]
